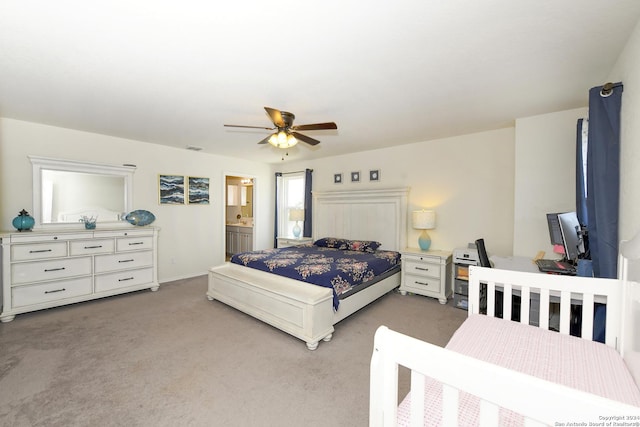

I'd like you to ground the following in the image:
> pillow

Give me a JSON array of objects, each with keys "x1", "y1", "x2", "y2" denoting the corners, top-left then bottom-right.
[
  {"x1": 313, "y1": 237, "x2": 381, "y2": 253},
  {"x1": 347, "y1": 239, "x2": 381, "y2": 253},
  {"x1": 313, "y1": 237, "x2": 350, "y2": 250}
]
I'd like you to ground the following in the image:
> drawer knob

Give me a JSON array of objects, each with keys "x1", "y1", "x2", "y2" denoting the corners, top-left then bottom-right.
[
  {"x1": 30, "y1": 249, "x2": 52, "y2": 254},
  {"x1": 118, "y1": 259, "x2": 135, "y2": 263},
  {"x1": 128, "y1": 242, "x2": 144, "y2": 246},
  {"x1": 415, "y1": 266, "x2": 429, "y2": 271},
  {"x1": 414, "y1": 281, "x2": 428, "y2": 286},
  {"x1": 118, "y1": 277, "x2": 134, "y2": 282},
  {"x1": 84, "y1": 245, "x2": 103, "y2": 249},
  {"x1": 44, "y1": 288, "x2": 66, "y2": 294},
  {"x1": 44, "y1": 267, "x2": 66, "y2": 272}
]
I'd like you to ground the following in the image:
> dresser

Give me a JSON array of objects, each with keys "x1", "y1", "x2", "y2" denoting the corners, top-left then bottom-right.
[
  {"x1": 399, "y1": 248, "x2": 452, "y2": 304},
  {"x1": 0, "y1": 227, "x2": 159, "y2": 322}
]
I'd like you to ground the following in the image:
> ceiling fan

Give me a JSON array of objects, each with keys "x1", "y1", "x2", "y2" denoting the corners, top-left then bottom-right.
[{"x1": 224, "y1": 107, "x2": 337, "y2": 148}]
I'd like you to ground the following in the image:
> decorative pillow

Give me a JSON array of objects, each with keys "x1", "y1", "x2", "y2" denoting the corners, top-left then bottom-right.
[
  {"x1": 314, "y1": 237, "x2": 381, "y2": 253},
  {"x1": 348, "y1": 240, "x2": 381, "y2": 253},
  {"x1": 313, "y1": 237, "x2": 350, "y2": 250}
]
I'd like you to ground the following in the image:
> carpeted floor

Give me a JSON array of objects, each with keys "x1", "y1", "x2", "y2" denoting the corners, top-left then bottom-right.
[{"x1": 0, "y1": 276, "x2": 466, "y2": 427}]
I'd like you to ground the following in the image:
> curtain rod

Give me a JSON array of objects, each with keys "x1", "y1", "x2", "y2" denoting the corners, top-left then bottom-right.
[
  {"x1": 600, "y1": 82, "x2": 622, "y2": 97},
  {"x1": 278, "y1": 169, "x2": 313, "y2": 175}
]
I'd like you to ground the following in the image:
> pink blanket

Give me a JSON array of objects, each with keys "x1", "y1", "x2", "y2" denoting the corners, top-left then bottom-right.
[{"x1": 398, "y1": 314, "x2": 640, "y2": 425}]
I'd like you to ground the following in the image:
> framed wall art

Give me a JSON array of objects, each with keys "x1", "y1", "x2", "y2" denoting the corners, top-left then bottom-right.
[
  {"x1": 188, "y1": 176, "x2": 210, "y2": 204},
  {"x1": 159, "y1": 174, "x2": 185, "y2": 205}
]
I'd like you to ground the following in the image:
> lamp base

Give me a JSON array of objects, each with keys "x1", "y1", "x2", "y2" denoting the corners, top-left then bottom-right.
[
  {"x1": 418, "y1": 230, "x2": 432, "y2": 251},
  {"x1": 292, "y1": 222, "x2": 301, "y2": 238}
]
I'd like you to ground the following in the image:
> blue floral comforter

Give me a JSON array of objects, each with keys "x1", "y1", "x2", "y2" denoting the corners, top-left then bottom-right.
[{"x1": 230, "y1": 244, "x2": 401, "y2": 310}]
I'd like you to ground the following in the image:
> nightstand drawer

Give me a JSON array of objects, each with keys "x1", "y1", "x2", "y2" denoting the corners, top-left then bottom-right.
[
  {"x1": 403, "y1": 259, "x2": 441, "y2": 279},
  {"x1": 402, "y1": 274, "x2": 441, "y2": 293}
]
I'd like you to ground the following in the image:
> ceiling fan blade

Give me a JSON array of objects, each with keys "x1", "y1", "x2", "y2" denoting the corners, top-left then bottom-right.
[
  {"x1": 224, "y1": 124, "x2": 275, "y2": 130},
  {"x1": 257, "y1": 134, "x2": 274, "y2": 145},
  {"x1": 264, "y1": 107, "x2": 285, "y2": 128},
  {"x1": 291, "y1": 132, "x2": 320, "y2": 146},
  {"x1": 291, "y1": 122, "x2": 337, "y2": 131}
]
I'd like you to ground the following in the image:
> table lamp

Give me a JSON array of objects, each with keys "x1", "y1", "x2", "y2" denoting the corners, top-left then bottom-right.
[
  {"x1": 412, "y1": 210, "x2": 436, "y2": 251},
  {"x1": 289, "y1": 208, "x2": 304, "y2": 238}
]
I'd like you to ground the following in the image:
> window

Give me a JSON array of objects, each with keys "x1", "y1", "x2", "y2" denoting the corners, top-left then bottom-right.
[{"x1": 276, "y1": 172, "x2": 305, "y2": 238}]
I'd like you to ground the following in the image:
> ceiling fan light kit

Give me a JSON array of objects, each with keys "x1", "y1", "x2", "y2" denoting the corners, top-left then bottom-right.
[
  {"x1": 268, "y1": 131, "x2": 298, "y2": 148},
  {"x1": 224, "y1": 107, "x2": 337, "y2": 151}
]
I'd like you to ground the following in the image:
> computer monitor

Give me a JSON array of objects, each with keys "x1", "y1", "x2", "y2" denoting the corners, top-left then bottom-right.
[
  {"x1": 546, "y1": 213, "x2": 564, "y2": 246},
  {"x1": 557, "y1": 211, "x2": 585, "y2": 263}
]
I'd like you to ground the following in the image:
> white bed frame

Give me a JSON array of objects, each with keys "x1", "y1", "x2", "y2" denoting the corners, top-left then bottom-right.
[
  {"x1": 370, "y1": 233, "x2": 640, "y2": 425},
  {"x1": 207, "y1": 187, "x2": 408, "y2": 350}
]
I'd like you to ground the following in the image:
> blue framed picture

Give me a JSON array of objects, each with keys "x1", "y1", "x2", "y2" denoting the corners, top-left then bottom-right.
[
  {"x1": 159, "y1": 175, "x2": 185, "y2": 205},
  {"x1": 188, "y1": 176, "x2": 210, "y2": 204}
]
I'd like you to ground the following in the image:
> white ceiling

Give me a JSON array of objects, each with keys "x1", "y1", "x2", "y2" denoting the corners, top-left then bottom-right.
[{"x1": 1, "y1": 1, "x2": 640, "y2": 164}]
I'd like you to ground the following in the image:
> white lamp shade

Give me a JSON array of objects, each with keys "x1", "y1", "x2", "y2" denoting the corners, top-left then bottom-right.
[
  {"x1": 412, "y1": 210, "x2": 436, "y2": 230},
  {"x1": 289, "y1": 208, "x2": 305, "y2": 221}
]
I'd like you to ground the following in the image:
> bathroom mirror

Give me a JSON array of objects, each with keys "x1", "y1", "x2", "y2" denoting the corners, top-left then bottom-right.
[{"x1": 30, "y1": 156, "x2": 135, "y2": 226}]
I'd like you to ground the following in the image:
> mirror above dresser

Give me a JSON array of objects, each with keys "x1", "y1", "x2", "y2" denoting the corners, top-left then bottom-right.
[{"x1": 29, "y1": 156, "x2": 136, "y2": 227}]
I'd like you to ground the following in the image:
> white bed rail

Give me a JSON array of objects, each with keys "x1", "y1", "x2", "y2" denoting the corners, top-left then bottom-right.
[
  {"x1": 468, "y1": 266, "x2": 621, "y2": 348},
  {"x1": 370, "y1": 325, "x2": 640, "y2": 427}
]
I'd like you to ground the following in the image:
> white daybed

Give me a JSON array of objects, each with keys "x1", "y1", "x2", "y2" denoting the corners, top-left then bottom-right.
[
  {"x1": 370, "y1": 233, "x2": 640, "y2": 425},
  {"x1": 207, "y1": 188, "x2": 408, "y2": 350}
]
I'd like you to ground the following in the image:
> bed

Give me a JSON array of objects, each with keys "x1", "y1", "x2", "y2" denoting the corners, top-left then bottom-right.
[
  {"x1": 370, "y1": 232, "x2": 640, "y2": 425},
  {"x1": 207, "y1": 187, "x2": 409, "y2": 350}
]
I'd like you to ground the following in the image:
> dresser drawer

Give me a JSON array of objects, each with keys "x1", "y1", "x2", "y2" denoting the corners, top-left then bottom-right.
[
  {"x1": 403, "y1": 258, "x2": 441, "y2": 280},
  {"x1": 94, "y1": 251, "x2": 153, "y2": 273},
  {"x1": 402, "y1": 273, "x2": 441, "y2": 293},
  {"x1": 11, "y1": 242, "x2": 68, "y2": 261},
  {"x1": 95, "y1": 267, "x2": 153, "y2": 292},
  {"x1": 70, "y1": 239, "x2": 115, "y2": 256},
  {"x1": 12, "y1": 257, "x2": 92, "y2": 284},
  {"x1": 12, "y1": 277, "x2": 93, "y2": 307},
  {"x1": 116, "y1": 236, "x2": 153, "y2": 252}
]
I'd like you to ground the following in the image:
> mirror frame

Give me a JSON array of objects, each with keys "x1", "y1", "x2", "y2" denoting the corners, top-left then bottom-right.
[{"x1": 29, "y1": 155, "x2": 136, "y2": 228}]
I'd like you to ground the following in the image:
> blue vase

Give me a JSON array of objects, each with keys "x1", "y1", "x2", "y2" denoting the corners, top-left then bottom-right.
[{"x1": 12, "y1": 209, "x2": 35, "y2": 232}]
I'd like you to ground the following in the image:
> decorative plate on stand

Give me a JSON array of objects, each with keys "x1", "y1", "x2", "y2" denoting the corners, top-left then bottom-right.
[{"x1": 125, "y1": 210, "x2": 156, "y2": 226}]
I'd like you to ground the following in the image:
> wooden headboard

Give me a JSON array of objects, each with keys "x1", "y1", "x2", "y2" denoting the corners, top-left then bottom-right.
[{"x1": 312, "y1": 188, "x2": 409, "y2": 252}]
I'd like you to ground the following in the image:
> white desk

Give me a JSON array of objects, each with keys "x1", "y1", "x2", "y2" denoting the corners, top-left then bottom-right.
[{"x1": 489, "y1": 255, "x2": 540, "y2": 273}]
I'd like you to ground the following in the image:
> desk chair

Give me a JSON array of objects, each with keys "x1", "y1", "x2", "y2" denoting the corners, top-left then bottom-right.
[
  {"x1": 476, "y1": 238, "x2": 521, "y2": 321},
  {"x1": 475, "y1": 238, "x2": 491, "y2": 268}
]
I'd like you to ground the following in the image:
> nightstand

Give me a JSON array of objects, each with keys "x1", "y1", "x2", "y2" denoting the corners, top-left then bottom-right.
[
  {"x1": 277, "y1": 236, "x2": 314, "y2": 248},
  {"x1": 399, "y1": 248, "x2": 452, "y2": 304}
]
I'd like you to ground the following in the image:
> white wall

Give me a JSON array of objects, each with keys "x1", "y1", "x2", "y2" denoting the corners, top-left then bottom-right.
[
  {"x1": 610, "y1": 19, "x2": 640, "y2": 243},
  {"x1": 608, "y1": 18, "x2": 640, "y2": 280},
  {"x1": 0, "y1": 118, "x2": 274, "y2": 283},
  {"x1": 275, "y1": 128, "x2": 516, "y2": 257},
  {"x1": 513, "y1": 107, "x2": 588, "y2": 258}
]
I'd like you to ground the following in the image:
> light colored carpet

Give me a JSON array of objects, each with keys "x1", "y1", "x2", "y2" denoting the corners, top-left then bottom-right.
[{"x1": 0, "y1": 276, "x2": 466, "y2": 427}]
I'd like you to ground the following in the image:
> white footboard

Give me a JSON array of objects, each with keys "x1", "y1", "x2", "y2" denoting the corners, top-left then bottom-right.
[{"x1": 370, "y1": 326, "x2": 639, "y2": 426}]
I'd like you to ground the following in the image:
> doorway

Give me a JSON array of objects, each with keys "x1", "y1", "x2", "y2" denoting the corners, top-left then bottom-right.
[{"x1": 224, "y1": 174, "x2": 255, "y2": 261}]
